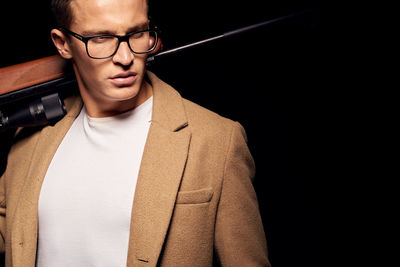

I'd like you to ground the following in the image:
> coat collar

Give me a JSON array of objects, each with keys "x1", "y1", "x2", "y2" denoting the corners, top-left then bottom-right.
[{"x1": 11, "y1": 71, "x2": 191, "y2": 267}]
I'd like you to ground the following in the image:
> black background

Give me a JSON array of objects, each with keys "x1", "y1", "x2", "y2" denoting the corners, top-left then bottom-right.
[{"x1": 1, "y1": 2, "x2": 323, "y2": 267}]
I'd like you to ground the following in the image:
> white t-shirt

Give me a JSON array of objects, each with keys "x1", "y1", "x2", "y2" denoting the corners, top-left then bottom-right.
[{"x1": 36, "y1": 97, "x2": 153, "y2": 267}]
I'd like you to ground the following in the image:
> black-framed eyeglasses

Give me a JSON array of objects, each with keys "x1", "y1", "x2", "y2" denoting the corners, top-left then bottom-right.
[{"x1": 60, "y1": 27, "x2": 159, "y2": 59}]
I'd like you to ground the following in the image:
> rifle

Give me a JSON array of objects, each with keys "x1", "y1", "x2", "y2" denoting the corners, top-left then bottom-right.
[{"x1": 0, "y1": 11, "x2": 310, "y2": 130}]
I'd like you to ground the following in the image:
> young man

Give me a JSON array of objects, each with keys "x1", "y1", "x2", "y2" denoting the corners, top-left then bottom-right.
[{"x1": 0, "y1": 0, "x2": 270, "y2": 266}]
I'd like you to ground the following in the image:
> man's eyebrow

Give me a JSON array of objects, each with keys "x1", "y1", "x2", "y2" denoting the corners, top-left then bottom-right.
[
  {"x1": 126, "y1": 22, "x2": 150, "y2": 33},
  {"x1": 81, "y1": 30, "x2": 113, "y2": 36},
  {"x1": 81, "y1": 22, "x2": 149, "y2": 36}
]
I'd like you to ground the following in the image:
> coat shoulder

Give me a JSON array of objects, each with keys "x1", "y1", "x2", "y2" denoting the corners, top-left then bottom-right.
[{"x1": 182, "y1": 98, "x2": 239, "y2": 136}]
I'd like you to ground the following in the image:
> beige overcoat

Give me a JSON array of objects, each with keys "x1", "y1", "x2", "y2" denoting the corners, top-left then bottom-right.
[{"x1": 0, "y1": 72, "x2": 270, "y2": 266}]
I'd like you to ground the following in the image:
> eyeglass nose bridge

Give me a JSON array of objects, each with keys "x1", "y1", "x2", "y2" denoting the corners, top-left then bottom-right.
[{"x1": 112, "y1": 35, "x2": 135, "y2": 57}]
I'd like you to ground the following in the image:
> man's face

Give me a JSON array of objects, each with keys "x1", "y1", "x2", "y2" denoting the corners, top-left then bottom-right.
[{"x1": 60, "y1": 0, "x2": 150, "y2": 116}]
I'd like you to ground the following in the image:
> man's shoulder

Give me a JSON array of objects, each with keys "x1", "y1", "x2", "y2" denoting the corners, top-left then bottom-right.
[
  {"x1": 181, "y1": 98, "x2": 241, "y2": 139},
  {"x1": 182, "y1": 98, "x2": 232, "y2": 124},
  {"x1": 149, "y1": 71, "x2": 240, "y2": 136}
]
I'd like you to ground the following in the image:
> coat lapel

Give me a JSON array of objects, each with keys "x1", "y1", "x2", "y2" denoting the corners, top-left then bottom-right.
[
  {"x1": 126, "y1": 72, "x2": 191, "y2": 266},
  {"x1": 126, "y1": 122, "x2": 191, "y2": 266},
  {"x1": 11, "y1": 95, "x2": 82, "y2": 267}
]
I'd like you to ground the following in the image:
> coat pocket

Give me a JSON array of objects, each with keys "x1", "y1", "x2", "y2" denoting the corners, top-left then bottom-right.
[{"x1": 176, "y1": 187, "x2": 213, "y2": 204}]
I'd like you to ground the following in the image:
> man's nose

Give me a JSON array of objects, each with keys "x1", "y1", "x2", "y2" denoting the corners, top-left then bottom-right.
[{"x1": 112, "y1": 41, "x2": 134, "y2": 66}]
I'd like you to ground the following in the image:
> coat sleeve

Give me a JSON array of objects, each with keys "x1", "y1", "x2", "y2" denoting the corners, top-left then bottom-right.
[
  {"x1": 0, "y1": 129, "x2": 17, "y2": 255},
  {"x1": 214, "y1": 122, "x2": 271, "y2": 266},
  {"x1": 0, "y1": 172, "x2": 6, "y2": 253}
]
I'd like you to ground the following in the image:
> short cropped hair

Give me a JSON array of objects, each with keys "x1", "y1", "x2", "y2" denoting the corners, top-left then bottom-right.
[
  {"x1": 51, "y1": 0, "x2": 150, "y2": 28},
  {"x1": 51, "y1": 0, "x2": 73, "y2": 28}
]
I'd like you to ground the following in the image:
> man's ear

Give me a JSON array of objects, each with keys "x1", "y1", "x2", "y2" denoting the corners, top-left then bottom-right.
[{"x1": 51, "y1": 29, "x2": 73, "y2": 59}]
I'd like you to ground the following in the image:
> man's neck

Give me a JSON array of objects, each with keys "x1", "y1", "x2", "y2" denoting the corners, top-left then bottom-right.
[{"x1": 80, "y1": 80, "x2": 153, "y2": 118}]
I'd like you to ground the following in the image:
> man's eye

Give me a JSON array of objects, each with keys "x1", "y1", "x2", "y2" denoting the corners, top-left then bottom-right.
[
  {"x1": 91, "y1": 36, "x2": 114, "y2": 43},
  {"x1": 131, "y1": 32, "x2": 145, "y2": 39}
]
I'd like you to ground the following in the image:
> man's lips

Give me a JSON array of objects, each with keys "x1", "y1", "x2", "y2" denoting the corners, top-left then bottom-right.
[{"x1": 109, "y1": 72, "x2": 137, "y2": 86}]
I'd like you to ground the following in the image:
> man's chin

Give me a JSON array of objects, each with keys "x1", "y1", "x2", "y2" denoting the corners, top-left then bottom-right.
[{"x1": 106, "y1": 88, "x2": 141, "y2": 102}]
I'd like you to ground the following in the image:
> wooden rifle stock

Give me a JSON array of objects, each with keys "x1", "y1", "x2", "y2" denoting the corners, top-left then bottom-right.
[{"x1": 0, "y1": 55, "x2": 69, "y2": 97}]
